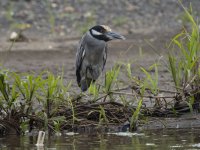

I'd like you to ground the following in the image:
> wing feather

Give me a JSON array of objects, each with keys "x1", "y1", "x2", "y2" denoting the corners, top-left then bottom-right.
[
  {"x1": 76, "y1": 36, "x2": 86, "y2": 86},
  {"x1": 102, "y1": 44, "x2": 107, "y2": 70}
]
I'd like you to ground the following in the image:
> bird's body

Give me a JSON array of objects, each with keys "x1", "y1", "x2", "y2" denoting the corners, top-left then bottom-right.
[{"x1": 76, "y1": 25, "x2": 125, "y2": 91}]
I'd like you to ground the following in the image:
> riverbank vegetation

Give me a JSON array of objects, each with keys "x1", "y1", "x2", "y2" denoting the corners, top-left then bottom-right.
[{"x1": 0, "y1": 4, "x2": 199, "y2": 135}]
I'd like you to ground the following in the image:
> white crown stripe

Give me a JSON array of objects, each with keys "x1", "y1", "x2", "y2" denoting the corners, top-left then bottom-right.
[
  {"x1": 101, "y1": 25, "x2": 111, "y2": 32},
  {"x1": 91, "y1": 29, "x2": 102, "y2": 35}
]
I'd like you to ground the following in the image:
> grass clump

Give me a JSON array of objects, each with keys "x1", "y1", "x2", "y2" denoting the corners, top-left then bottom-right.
[
  {"x1": 168, "y1": 4, "x2": 200, "y2": 111},
  {"x1": 0, "y1": 71, "x2": 71, "y2": 135}
]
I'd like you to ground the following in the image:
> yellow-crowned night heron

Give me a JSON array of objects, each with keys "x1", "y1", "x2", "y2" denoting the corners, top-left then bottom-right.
[{"x1": 76, "y1": 25, "x2": 125, "y2": 91}]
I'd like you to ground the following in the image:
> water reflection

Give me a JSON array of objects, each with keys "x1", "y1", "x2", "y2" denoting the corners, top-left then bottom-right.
[{"x1": 1, "y1": 129, "x2": 200, "y2": 150}]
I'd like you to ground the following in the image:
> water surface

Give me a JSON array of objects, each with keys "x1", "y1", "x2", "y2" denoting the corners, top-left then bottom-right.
[{"x1": 1, "y1": 129, "x2": 200, "y2": 150}]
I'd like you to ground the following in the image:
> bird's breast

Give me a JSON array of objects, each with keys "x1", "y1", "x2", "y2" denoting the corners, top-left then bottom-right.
[{"x1": 85, "y1": 46, "x2": 105, "y2": 65}]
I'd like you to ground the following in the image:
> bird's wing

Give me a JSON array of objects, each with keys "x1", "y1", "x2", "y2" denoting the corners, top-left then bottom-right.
[
  {"x1": 76, "y1": 36, "x2": 86, "y2": 86},
  {"x1": 102, "y1": 44, "x2": 107, "y2": 70}
]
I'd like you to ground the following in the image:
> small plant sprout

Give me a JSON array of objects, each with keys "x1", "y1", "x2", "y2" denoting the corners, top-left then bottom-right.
[
  {"x1": 104, "y1": 65, "x2": 121, "y2": 93},
  {"x1": 141, "y1": 63, "x2": 159, "y2": 96},
  {"x1": 98, "y1": 105, "x2": 108, "y2": 125},
  {"x1": 89, "y1": 82, "x2": 99, "y2": 101},
  {"x1": 130, "y1": 80, "x2": 147, "y2": 131}
]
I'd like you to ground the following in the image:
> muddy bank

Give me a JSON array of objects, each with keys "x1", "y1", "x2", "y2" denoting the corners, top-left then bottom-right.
[{"x1": 0, "y1": 30, "x2": 173, "y2": 81}]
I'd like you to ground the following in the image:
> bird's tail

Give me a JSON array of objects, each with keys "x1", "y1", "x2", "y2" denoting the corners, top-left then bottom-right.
[{"x1": 80, "y1": 78, "x2": 94, "y2": 92}]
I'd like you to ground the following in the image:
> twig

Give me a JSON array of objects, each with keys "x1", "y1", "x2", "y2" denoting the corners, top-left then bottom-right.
[
  {"x1": 130, "y1": 84, "x2": 178, "y2": 94},
  {"x1": 111, "y1": 91, "x2": 175, "y2": 99}
]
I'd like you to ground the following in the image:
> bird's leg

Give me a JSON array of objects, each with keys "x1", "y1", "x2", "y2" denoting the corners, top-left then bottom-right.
[{"x1": 82, "y1": 66, "x2": 92, "y2": 90}]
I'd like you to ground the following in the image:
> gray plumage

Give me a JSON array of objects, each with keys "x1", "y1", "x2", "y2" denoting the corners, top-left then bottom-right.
[
  {"x1": 76, "y1": 32, "x2": 107, "y2": 91},
  {"x1": 76, "y1": 25, "x2": 125, "y2": 92}
]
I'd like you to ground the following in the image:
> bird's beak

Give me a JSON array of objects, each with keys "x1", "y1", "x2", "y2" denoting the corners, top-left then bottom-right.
[{"x1": 105, "y1": 31, "x2": 126, "y2": 40}]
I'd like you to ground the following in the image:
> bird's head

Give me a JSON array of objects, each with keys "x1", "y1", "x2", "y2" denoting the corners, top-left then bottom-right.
[{"x1": 89, "y1": 25, "x2": 125, "y2": 42}]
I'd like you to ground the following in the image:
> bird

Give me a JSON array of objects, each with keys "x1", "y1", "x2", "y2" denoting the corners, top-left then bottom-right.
[{"x1": 75, "y1": 25, "x2": 125, "y2": 92}]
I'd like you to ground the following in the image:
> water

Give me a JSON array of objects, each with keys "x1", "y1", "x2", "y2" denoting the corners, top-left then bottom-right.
[{"x1": 1, "y1": 129, "x2": 200, "y2": 150}]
